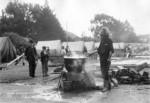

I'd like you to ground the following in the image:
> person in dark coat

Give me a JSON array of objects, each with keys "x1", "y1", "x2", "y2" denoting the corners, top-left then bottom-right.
[
  {"x1": 65, "y1": 45, "x2": 70, "y2": 54},
  {"x1": 97, "y1": 27, "x2": 114, "y2": 92},
  {"x1": 83, "y1": 46, "x2": 88, "y2": 53},
  {"x1": 41, "y1": 46, "x2": 49, "y2": 77},
  {"x1": 25, "y1": 40, "x2": 37, "y2": 78},
  {"x1": 15, "y1": 45, "x2": 26, "y2": 66}
]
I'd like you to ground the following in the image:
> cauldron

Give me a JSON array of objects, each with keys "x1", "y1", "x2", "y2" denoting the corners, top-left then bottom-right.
[{"x1": 64, "y1": 56, "x2": 86, "y2": 73}]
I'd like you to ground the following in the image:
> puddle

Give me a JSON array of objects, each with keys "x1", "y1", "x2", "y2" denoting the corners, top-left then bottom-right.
[
  {"x1": 14, "y1": 83, "x2": 26, "y2": 86},
  {"x1": 31, "y1": 85, "x2": 62, "y2": 101},
  {"x1": 7, "y1": 92, "x2": 31, "y2": 99},
  {"x1": 1, "y1": 76, "x2": 149, "y2": 103}
]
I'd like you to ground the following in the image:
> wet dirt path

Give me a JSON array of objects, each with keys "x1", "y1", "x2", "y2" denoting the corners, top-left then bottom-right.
[
  {"x1": 0, "y1": 61, "x2": 150, "y2": 103},
  {"x1": 0, "y1": 83, "x2": 150, "y2": 103}
]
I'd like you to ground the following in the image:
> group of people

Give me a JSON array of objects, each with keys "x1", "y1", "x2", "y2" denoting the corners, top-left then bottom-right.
[
  {"x1": 61, "y1": 45, "x2": 70, "y2": 55},
  {"x1": 24, "y1": 40, "x2": 50, "y2": 78},
  {"x1": 124, "y1": 44, "x2": 132, "y2": 58},
  {"x1": 21, "y1": 27, "x2": 116, "y2": 92}
]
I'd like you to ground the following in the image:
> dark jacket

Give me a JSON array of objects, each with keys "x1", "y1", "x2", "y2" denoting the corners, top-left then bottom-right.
[
  {"x1": 40, "y1": 51, "x2": 49, "y2": 63},
  {"x1": 25, "y1": 46, "x2": 37, "y2": 61},
  {"x1": 97, "y1": 37, "x2": 114, "y2": 55}
]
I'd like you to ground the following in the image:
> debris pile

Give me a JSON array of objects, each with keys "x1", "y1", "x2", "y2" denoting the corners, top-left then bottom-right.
[
  {"x1": 60, "y1": 72, "x2": 99, "y2": 92},
  {"x1": 112, "y1": 62, "x2": 150, "y2": 84},
  {"x1": 49, "y1": 55, "x2": 64, "y2": 67},
  {"x1": 58, "y1": 53, "x2": 101, "y2": 92}
]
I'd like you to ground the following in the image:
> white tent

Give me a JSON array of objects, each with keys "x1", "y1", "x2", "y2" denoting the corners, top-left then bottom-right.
[
  {"x1": 36, "y1": 40, "x2": 62, "y2": 55},
  {"x1": 84, "y1": 41, "x2": 95, "y2": 52},
  {"x1": 95, "y1": 42, "x2": 100, "y2": 48},
  {"x1": 0, "y1": 37, "x2": 16, "y2": 63},
  {"x1": 62, "y1": 41, "x2": 85, "y2": 52},
  {"x1": 113, "y1": 42, "x2": 125, "y2": 49}
]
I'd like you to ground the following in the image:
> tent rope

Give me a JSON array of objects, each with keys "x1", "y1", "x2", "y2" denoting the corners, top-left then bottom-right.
[{"x1": 6, "y1": 53, "x2": 24, "y2": 67}]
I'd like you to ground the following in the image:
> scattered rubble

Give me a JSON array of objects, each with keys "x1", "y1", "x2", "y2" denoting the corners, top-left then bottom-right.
[{"x1": 111, "y1": 62, "x2": 150, "y2": 84}]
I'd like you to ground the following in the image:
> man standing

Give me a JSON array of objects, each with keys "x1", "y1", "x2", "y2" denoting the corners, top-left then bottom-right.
[
  {"x1": 97, "y1": 27, "x2": 114, "y2": 92},
  {"x1": 65, "y1": 45, "x2": 70, "y2": 54},
  {"x1": 25, "y1": 40, "x2": 37, "y2": 78},
  {"x1": 41, "y1": 46, "x2": 49, "y2": 77},
  {"x1": 61, "y1": 46, "x2": 66, "y2": 55}
]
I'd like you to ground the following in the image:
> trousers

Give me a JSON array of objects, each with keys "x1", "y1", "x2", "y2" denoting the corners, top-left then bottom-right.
[
  {"x1": 100, "y1": 53, "x2": 111, "y2": 90},
  {"x1": 42, "y1": 61, "x2": 48, "y2": 77},
  {"x1": 28, "y1": 59, "x2": 36, "y2": 77}
]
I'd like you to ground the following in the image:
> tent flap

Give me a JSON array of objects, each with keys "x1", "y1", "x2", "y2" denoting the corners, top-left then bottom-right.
[{"x1": 0, "y1": 37, "x2": 17, "y2": 63}]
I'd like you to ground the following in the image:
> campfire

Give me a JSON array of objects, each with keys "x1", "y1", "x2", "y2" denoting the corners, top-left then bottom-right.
[{"x1": 59, "y1": 51, "x2": 98, "y2": 91}]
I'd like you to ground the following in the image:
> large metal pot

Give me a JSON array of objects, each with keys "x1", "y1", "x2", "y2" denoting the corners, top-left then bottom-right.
[{"x1": 64, "y1": 56, "x2": 86, "y2": 73}]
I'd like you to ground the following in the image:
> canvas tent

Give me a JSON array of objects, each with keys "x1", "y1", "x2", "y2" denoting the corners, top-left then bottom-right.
[
  {"x1": 0, "y1": 37, "x2": 17, "y2": 63},
  {"x1": 84, "y1": 41, "x2": 95, "y2": 52},
  {"x1": 3, "y1": 32, "x2": 29, "y2": 49},
  {"x1": 95, "y1": 42, "x2": 100, "y2": 48},
  {"x1": 125, "y1": 43, "x2": 150, "y2": 55},
  {"x1": 36, "y1": 40, "x2": 62, "y2": 55},
  {"x1": 62, "y1": 41, "x2": 85, "y2": 53},
  {"x1": 24, "y1": 37, "x2": 33, "y2": 43},
  {"x1": 113, "y1": 42, "x2": 125, "y2": 49}
]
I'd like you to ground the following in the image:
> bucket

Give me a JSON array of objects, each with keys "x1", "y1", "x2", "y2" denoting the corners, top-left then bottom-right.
[{"x1": 62, "y1": 80, "x2": 73, "y2": 92}]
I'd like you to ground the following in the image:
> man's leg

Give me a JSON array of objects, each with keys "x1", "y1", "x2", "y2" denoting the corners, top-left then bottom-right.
[
  {"x1": 42, "y1": 62, "x2": 46, "y2": 77},
  {"x1": 101, "y1": 67, "x2": 106, "y2": 87},
  {"x1": 100, "y1": 59, "x2": 107, "y2": 88},
  {"x1": 29, "y1": 60, "x2": 36, "y2": 77},
  {"x1": 45, "y1": 61, "x2": 48, "y2": 76},
  {"x1": 104, "y1": 66, "x2": 111, "y2": 90},
  {"x1": 100, "y1": 59, "x2": 111, "y2": 91},
  {"x1": 42, "y1": 63, "x2": 44, "y2": 77},
  {"x1": 32, "y1": 61, "x2": 36, "y2": 77},
  {"x1": 28, "y1": 61, "x2": 32, "y2": 77}
]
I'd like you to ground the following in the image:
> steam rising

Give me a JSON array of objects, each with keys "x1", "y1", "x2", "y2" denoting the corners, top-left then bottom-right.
[{"x1": 64, "y1": 51, "x2": 86, "y2": 59}]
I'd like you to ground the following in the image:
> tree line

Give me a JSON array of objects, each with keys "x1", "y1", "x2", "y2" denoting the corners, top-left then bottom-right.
[
  {"x1": 0, "y1": 1, "x2": 140, "y2": 43},
  {"x1": 90, "y1": 14, "x2": 139, "y2": 43},
  {"x1": 0, "y1": 0, "x2": 66, "y2": 42}
]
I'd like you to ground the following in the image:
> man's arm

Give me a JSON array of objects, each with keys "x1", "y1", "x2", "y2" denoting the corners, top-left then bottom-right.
[
  {"x1": 34, "y1": 47, "x2": 37, "y2": 56},
  {"x1": 108, "y1": 39, "x2": 114, "y2": 61},
  {"x1": 108, "y1": 51, "x2": 113, "y2": 61},
  {"x1": 25, "y1": 47, "x2": 28, "y2": 57}
]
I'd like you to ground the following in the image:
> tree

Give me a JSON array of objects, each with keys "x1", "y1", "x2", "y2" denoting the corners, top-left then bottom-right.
[
  {"x1": 90, "y1": 14, "x2": 139, "y2": 43},
  {"x1": 3, "y1": 32, "x2": 29, "y2": 49},
  {"x1": 81, "y1": 36, "x2": 100, "y2": 42},
  {"x1": 0, "y1": 1, "x2": 34, "y2": 37},
  {"x1": 0, "y1": 1, "x2": 66, "y2": 41}
]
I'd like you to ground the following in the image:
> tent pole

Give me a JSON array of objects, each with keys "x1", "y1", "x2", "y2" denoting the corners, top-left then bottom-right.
[{"x1": 66, "y1": 21, "x2": 68, "y2": 46}]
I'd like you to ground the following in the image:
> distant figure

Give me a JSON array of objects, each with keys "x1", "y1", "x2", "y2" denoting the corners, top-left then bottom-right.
[
  {"x1": 61, "y1": 46, "x2": 66, "y2": 55},
  {"x1": 46, "y1": 47, "x2": 51, "y2": 66},
  {"x1": 83, "y1": 46, "x2": 87, "y2": 53},
  {"x1": 25, "y1": 40, "x2": 37, "y2": 78},
  {"x1": 15, "y1": 45, "x2": 25, "y2": 66},
  {"x1": 97, "y1": 27, "x2": 114, "y2": 92},
  {"x1": 41, "y1": 46, "x2": 49, "y2": 77},
  {"x1": 125, "y1": 44, "x2": 132, "y2": 58},
  {"x1": 47, "y1": 47, "x2": 50, "y2": 57},
  {"x1": 20, "y1": 45, "x2": 26, "y2": 66},
  {"x1": 65, "y1": 45, "x2": 70, "y2": 54}
]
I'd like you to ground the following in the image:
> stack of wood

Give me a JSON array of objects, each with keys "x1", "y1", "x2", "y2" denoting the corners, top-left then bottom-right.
[
  {"x1": 113, "y1": 62, "x2": 150, "y2": 84},
  {"x1": 49, "y1": 55, "x2": 64, "y2": 67}
]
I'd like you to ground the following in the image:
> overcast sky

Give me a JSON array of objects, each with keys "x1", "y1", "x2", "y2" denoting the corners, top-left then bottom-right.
[{"x1": 0, "y1": 0, "x2": 150, "y2": 37}]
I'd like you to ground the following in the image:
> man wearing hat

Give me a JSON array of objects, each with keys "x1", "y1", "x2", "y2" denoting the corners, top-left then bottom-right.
[
  {"x1": 25, "y1": 40, "x2": 37, "y2": 78},
  {"x1": 41, "y1": 46, "x2": 49, "y2": 77}
]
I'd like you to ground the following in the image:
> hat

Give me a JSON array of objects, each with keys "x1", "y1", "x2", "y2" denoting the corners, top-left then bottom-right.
[
  {"x1": 29, "y1": 39, "x2": 35, "y2": 44},
  {"x1": 42, "y1": 46, "x2": 46, "y2": 49}
]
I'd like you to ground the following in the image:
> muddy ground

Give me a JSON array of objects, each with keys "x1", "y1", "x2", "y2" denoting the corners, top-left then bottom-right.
[{"x1": 0, "y1": 60, "x2": 150, "y2": 103}]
